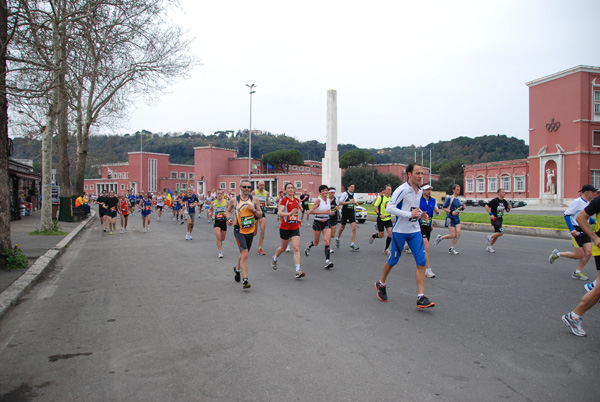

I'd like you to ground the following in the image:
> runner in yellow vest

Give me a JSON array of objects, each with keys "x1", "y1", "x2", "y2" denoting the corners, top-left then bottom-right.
[
  {"x1": 210, "y1": 189, "x2": 228, "y2": 259},
  {"x1": 252, "y1": 181, "x2": 271, "y2": 256},
  {"x1": 368, "y1": 185, "x2": 393, "y2": 254}
]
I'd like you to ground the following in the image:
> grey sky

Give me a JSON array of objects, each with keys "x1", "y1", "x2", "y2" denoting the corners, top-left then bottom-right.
[{"x1": 123, "y1": 0, "x2": 600, "y2": 149}]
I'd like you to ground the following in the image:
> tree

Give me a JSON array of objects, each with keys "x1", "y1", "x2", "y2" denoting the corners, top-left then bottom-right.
[
  {"x1": 262, "y1": 149, "x2": 303, "y2": 173},
  {"x1": 342, "y1": 166, "x2": 378, "y2": 192},
  {"x1": 339, "y1": 149, "x2": 375, "y2": 169},
  {"x1": 0, "y1": 0, "x2": 9, "y2": 260},
  {"x1": 375, "y1": 173, "x2": 402, "y2": 192}
]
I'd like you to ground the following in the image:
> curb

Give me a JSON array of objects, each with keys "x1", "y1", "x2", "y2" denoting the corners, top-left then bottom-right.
[{"x1": 0, "y1": 211, "x2": 96, "y2": 320}]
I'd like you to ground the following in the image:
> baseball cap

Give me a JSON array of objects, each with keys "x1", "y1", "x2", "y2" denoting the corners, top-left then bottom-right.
[
  {"x1": 580, "y1": 184, "x2": 598, "y2": 192},
  {"x1": 422, "y1": 184, "x2": 433, "y2": 190}
]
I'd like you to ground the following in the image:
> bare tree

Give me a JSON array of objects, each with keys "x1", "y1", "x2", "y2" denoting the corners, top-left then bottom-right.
[{"x1": 0, "y1": 0, "x2": 10, "y2": 257}]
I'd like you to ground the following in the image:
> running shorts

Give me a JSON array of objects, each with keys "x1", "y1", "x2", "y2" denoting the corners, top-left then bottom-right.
[
  {"x1": 492, "y1": 218, "x2": 503, "y2": 233},
  {"x1": 420, "y1": 225, "x2": 432, "y2": 241},
  {"x1": 188, "y1": 212, "x2": 195, "y2": 224},
  {"x1": 279, "y1": 228, "x2": 300, "y2": 240},
  {"x1": 214, "y1": 219, "x2": 227, "y2": 231},
  {"x1": 341, "y1": 211, "x2": 356, "y2": 226},
  {"x1": 312, "y1": 219, "x2": 330, "y2": 232},
  {"x1": 377, "y1": 217, "x2": 392, "y2": 232},
  {"x1": 234, "y1": 229, "x2": 254, "y2": 251},
  {"x1": 387, "y1": 232, "x2": 426, "y2": 267},
  {"x1": 141, "y1": 210, "x2": 151, "y2": 217}
]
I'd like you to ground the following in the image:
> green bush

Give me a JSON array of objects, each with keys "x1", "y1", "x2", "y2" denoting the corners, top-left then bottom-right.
[{"x1": 2, "y1": 245, "x2": 29, "y2": 271}]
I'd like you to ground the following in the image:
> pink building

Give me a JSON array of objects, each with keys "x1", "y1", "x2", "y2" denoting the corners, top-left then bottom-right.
[{"x1": 464, "y1": 65, "x2": 600, "y2": 204}]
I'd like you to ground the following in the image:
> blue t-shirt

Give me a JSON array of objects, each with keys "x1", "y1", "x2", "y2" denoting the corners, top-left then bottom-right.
[
  {"x1": 419, "y1": 197, "x2": 437, "y2": 226},
  {"x1": 443, "y1": 196, "x2": 463, "y2": 223},
  {"x1": 183, "y1": 195, "x2": 199, "y2": 214}
]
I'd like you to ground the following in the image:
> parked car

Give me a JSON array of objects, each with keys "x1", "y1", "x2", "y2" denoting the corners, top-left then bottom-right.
[
  {"x1": 266, "y1": 196, "x2": 278, "y2": 214},
  {"x1": 355, "y1": 205, "x2": 367, "y2": 223},
  {"x1": 510, "y1": 200, "x2": 527, "y2": 208}
]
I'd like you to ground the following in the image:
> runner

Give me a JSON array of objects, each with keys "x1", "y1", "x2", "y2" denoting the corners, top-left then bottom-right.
[
  {"x1": 225, "y1": 179, "x2": 263, "y2": 289},
  {"x1": 328, "y1": 187, "x2": 340, "y2": 254},
  {"x1": 97, "y1": 189, "x2": 108, "y2": 232},
  {"x1": 368, "y1": 185, "x2": 393, "y2": 255},
  {"x1": 182, "y1": 188, "x2": 199, "y2": 241},
  {"x1": 127, "y1": 189, "x2": 136, "y2": 215},
  {"x1": 252, "y1": 181, "x2": 270, "y2": 256},
  {"x1": 374, "y1": 163, "x2": 435, "y2": 309},
  {"x1": 210, "y1": 189, "x2": 228, "y2": 258},
  {"x1": 419, "y1": 184, "x2": 439, "y2": 278},
  {"x1": 204, "y1": 190, "x2": 214, "y2": 223},
  {"x1": 299, "y1": 189, "x2": 311, "y2": 226},
  {"x1": 103, "y1": 190, "x2": 119, "y2": 235},
  {"x1": 336, "y1": 183, "x2": 360, "y2": 251},
  {"x1": 140, "y1": 192, "x2": 153, "y2": 232},
  {"x1": 549, "y1": 184, "x2": 597, "y2": 280},
  {"x1": 485, "y1": 188, "x2": 512, "y2": 253},
  {"x1": 118, "y1": 193, "x2": 131, "y2": 233},
  {"x1": 435, "y1": 184, "x2": 465, "y2": 255},
  {"x1": 304, "y1": 184, "x2": 334, "y2": 269},
  {"x1": 155, "y1": 191, "x2": 165, "y2": 221},
  {"x1": 561, "y1": 194, "x2": 600, "y2": 336},
  {"x1": 271, "y1": 182, "x2": 305, "y2": 279}
]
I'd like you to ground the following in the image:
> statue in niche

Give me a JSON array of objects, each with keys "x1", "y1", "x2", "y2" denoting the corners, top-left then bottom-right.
[{"x1": 545, "y1": 169, "x2": 555, "y2": 194}]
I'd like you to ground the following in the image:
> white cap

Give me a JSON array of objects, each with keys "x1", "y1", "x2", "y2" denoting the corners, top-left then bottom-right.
[{"x1": 422, "y1": 184, "x2": 433, "y2": 190}]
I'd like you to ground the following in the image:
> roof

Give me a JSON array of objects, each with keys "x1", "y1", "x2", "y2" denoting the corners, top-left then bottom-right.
[{"x1": 526, "y1": 65, "x2": 600, "y2": 87}]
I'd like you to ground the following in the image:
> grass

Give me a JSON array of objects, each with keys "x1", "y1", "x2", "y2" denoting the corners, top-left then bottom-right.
[
  {"x1": 361, "y1": 204, "x2": 568, "y2": 230},
  {"x1": 29, "y1": 229, "x2": 68, "y2": 236}
]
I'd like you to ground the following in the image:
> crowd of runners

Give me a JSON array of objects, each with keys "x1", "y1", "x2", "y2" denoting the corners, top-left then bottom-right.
[{"x1": 89, "y1": 163, "x2": 600, "y2": 337}]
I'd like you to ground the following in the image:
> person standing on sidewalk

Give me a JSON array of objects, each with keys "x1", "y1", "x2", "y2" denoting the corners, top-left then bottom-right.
[
  {"x1": 419, "y1": 184, "x2": 439, "y2": 278},
  {"x1": 561, "y1": 194, "x2": 600, "y2": 336},
  {"x1": 548, "y1": 184, "x2": 597, "y2": 280},
  {"x1": 336, "y1": 183, "x2": 360, "y2": 251},
  {"x1": 252, "y1": 181, "x2": 271, "y2": 256},
  {"x1": 435, "y1": 184, "x2": 464, "y2": 255},
  {"x1": 226, "y1": 179, "x2": 263, "y2": 289},
  {"x1": 304, "y1": 184, "x2": 334, "y2": 270},
  {"x1": 484, "y1": 188, "x2": 511, "y2": 253},
  {"x1": 368, "y1": 185, "x2": 393, "y2": 255},
  {"x1": 374, "y1": 163, "x2": 435, "y2": 309},
  {"x1": 272, "y1": 182, "x2": 305, "y2": 279}
]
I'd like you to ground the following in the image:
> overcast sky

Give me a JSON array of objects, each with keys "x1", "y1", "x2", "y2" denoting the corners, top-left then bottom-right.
[{"x1": 122, "y1": 0, "x2": 600, "y2": 149}]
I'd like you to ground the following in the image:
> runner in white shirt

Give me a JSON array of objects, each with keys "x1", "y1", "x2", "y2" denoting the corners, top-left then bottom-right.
[{"x1": 374, "y1": 163, "x2": 435, "y2": 309}]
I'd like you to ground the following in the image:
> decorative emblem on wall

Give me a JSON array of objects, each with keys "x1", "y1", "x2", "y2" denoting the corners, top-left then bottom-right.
[{"x1": 546, "y1": 118, "x2": 560, "y2": 133}]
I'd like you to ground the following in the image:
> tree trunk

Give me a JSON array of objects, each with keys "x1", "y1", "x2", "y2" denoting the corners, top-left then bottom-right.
[
  {"x1": 55, "y1": 14, "x2": 72, "y2": 197},
  {"x1": 0, "y1": 0, "x2": 10, "y2": 256}
]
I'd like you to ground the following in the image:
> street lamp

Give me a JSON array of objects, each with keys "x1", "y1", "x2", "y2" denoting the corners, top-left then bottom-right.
[{"x1": 246, "y1": 84, "x2": 256, "y2": 182}]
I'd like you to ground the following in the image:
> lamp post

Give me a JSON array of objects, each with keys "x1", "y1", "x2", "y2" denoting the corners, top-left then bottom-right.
[
  {"x1": 246, "y1": 84, "x2": 256, "y2": 182},
  {"x1": 140, "y1": 132, "x2": 143, "y2": 194}
]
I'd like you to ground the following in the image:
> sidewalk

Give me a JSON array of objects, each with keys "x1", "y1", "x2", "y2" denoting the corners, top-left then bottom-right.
[{"x1": 0, "y1": 210, "x2": 95, "y2": 319}]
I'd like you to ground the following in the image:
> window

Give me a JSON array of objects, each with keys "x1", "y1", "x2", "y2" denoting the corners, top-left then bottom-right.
[
  {"x1": 593, "y1": 131, "x2": 600, "y2": 147},
  {"x1": 125, "y1": 173, "x2": 129, "y2": 179},
  {"x1": 181, "y1": 183, "x2": 187, "y2": 190},
  {"x1": 148, "y1": 159, "x2": 158, "y2": 192},
  {"x1": 230, "y1": 182, "x2": 236, "y2": 190},
  {"x1": 180, "y1": 172, "x2": 186, "y2": 179},
  {"x1": 171, "y1": 172, "x2": 177, "y2": 179},
  {"x1": 220, "y1": 182, "x2": 226, "y2": 190},
  {"x1": 299, "y1": 166, "x2": 304, "y2": 171},
  {"x1": 514, "y1": 176, "x2": 525, "y2": 192},
  {"x1": 120, "y1": 184, "x2": 125, "y2": 190},
  {"x1": 189, "y1": 173, "x2": 194, "y2": 179},
  {"x1": 476, "y1": 177, "x2": 485, "y2": 193},
  {"x1": 306, "y1": 167, "x2": 310, "y2": 172},
  {"x1": 292, "y1": 166, "x2": 298, "y2": 171},
  {"x1": 591, "y1": 170, "x2": 600, "y2": 189},
  {"x1": 90, "y1": 184, "x2": 94, "y2": 190},
  {"x1": 595, "y1": 90, "x2": 600, "y2": 118},
  {"x1": 501, "y1": 175, "x2": 511, "y2": 192},
  {"x1": 488, "y1": 177, "x2": 497, "y2": 193},
  {"x1": 466, "y1": 179, "x2": 474, "y2": 193},
  {"x1": 295, "y1": 181, "x2": 302, "y2": 189}
]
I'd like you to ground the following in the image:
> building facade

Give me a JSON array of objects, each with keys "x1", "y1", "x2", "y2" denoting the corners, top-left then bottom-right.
[{"x1": 464, "y1": 65, "x2": 600, "y2": 205}]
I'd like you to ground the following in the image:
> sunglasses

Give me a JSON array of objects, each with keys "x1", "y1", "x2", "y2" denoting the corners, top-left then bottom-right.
[{"x1": 241, "y1": 185, "x2": 252, "y2": 189}]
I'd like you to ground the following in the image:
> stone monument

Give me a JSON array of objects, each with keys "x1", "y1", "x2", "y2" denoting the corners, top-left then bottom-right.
[{"x1": 322, "y1": 89, "x2": 342, "y2": 191}]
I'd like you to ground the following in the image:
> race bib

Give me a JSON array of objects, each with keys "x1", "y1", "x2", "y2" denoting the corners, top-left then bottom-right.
[
  {"x1": 215, "y1": 212, "x2": 225, "y2": 219},
  {"x1": 288, "y1": 214, "x2": 298, "y2": 224},
  {"x1": 241, "y1": 216, "x2": 255, "y2": 229}
]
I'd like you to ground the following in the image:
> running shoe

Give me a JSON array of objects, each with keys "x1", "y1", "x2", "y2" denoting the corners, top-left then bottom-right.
[
  {"x1": 448, "y1": 248, "x2": 459, "y2": 255},
  {"x1": 548, "y1": 249, "x2": 559, "y2": 264},
  {"x1": 571, "y1": 271, "x2": 589, "y2": 281},
  {"x1": 146, "y1": 225, "x2": 150, "y2": 232},
  {"x1": 562, "y1": 313, "x2": 586, "y2": 336},
  {"x1": 383, "y1": 249, "x2": 390, "y2": 255},
  {"x1": 486, "y1": 246, "x2": 495, "y2": 253},
  {"x1": 304, "y1": 243, "x2": 311, "y2": 257},
  {"x1": 434, "y1": 234, "x2": 442, "y2": 245},
  {"x1": 417, "y1": 295, "x2": 435, "y2": 309},
  {"x1": 103, "y1": 229, "x2": 106, "y2": 232},
  {"x1": 121, "y1": 228, "x2": 124, "y2": 234},
  {"x1": 180, "y1": 220, "x2": 185, "y2": 225},
  {"x1": 243, "y1": 279, "x2": 251, "y2": 289},
  {"x1": 157, "y1": 217, "x2": 160, "y2": 221},
  {"x1": 486, "y1": 235, "x2": 492, "y2": 248},
  {"x1": 405, "y1": 246, "x2": 412, "y2": 254},
  {"x1": 218, "y1": 251, "x2": 223, "y2": 259},
  {"x1": 234, "y1": 266, "x2": 241, "y2": 282},
  {"x1": 271, "y1": 257, "x2": 278, "y2": 270},
  {"x1": 286, "y1": 245, "x2": 291, "y2": 253},
  {"x1": 426, "y1": 268, "x2": 436, "y2": 278},
  {"x1": 295, "y1": 271, "x2": 306, "y2": 279},
  {"x1": 330, "y1": 249, "x2": 334, "y2": 254},
  {"x1": 110, "y1": 231, "x2": 113, "y2": 235},
  {"x1": 143, "y1": 227, "x2": 147, "y2": 233},
  {"x1": 185, "y1": 233, "x2": 189, "y2": 241},
  {"x1": 335, "y1": 238, "x2": 340, "y2": 248},
  {"x1": 375, "y1": 281, "x2": 387, "y2": 301},
  {"x1": 257, "y1": 248, "x2": 266, "y2": 256},
  {"x1": 369, "y1": 234, "x2": 376, "y2": 244},
  {"x1": 324, "y1": 260, "x2": 334, "y2": 269},
  {"x1": 350, "y1": 244, "x2": 360, "y2": 251},
  {"x1": 584, "y1": 280, "x2": 596, "y2": 293}
]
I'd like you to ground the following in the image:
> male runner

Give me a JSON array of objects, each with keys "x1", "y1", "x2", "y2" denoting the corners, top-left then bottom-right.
[
  {"x1": 182, "y1": 188, "x2": 199, "y2": 240},
  {"x1": 102, "y1": 190, "x2": 119, "y2": 235},
  {"x1": 374, "y1": 163, "x2": 435, "y2": 308},
  {"x1": 336, "y1": 183, "x2": 360, "y2": 251},
  {"x1": 272, "y1": 182, "x2": 305, "y2": 278},
  {"x1": 328, "y1": 187, "x2": 339, "y2": 254},
  {"x1": 210, "y1": 189, "x2": 228, "y2": 258},
  {"x1": 97, "y1": 189, "x2": 108, "y2": 232},
  {"x1": 155, "y1": 191, "x2": 165, "y2": 221},
  {"x1": 140, "y1": 192, "x2": 153, "y2": 232},
  {"x1": 435, "y1": 184, "x2": 465, "y2": 255},
  {"x1": 549, "y1": 184, "x2": 597, "y2": 280},
  {"x1": 419, "y1": 184, "x2": 439, "y2": 278},
  {"x1": 127, "y1": 189, "x2": 136, "y2": 215},
  {"x1": 369, "y1": 185, "x2": 393, "y2": 254},
  {"x1": 299, "y1": 189, "x2": 310, "y2": 226},
  {"x1": 252, "y1": 181, "x2": 270, "y2": 256},
  {"x1": 304, "y1": 184, "x2": 334, "y2": 269},
  {"x1": 118, "y1": 193, "x2": 131, "y2": 233},
  {"x1": 485, "y1": 188, "x2": 511, "y2": 253},
  {"x1": 561, "y1": 194, "x2": 600, "y2": 336},
  {"x1": 226, "y1": 179, "x2": 263, "y2": 289}
]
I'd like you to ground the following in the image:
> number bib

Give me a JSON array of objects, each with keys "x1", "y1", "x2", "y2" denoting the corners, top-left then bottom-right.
[
  {"x1": 241, "y1": 215, "x2": 255, "y2": 228},
  {"x1": 288, "y1": 214, "x2": 298, "y2": 224}
]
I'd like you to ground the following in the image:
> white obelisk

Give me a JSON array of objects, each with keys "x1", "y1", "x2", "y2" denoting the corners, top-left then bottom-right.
[{"x1": 322, "y1": 89, "x2": 342, "y2": 191}]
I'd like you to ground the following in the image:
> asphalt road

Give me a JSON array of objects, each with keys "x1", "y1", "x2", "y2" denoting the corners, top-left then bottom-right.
[{"x1": 0, "y1": 211, "x2": 597, "y2": 402}]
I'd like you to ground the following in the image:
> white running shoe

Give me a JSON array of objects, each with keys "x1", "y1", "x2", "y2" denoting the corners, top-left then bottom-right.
[
  {"x1": 143, "y1": 227, "x2": 147, "y2": 233},
  {"x1": 486, "y1": 235, "x2": 492, "y2": 247},
  {"x1": 286, "y1": 245, "x2": 291, "y2": 253},
  {"x1": 486, "y1": 245, "x2": 495, "y2": 253},
  {"x1": 448, "y1": 248, "x2": 459, "y2": 255},
  {"x1": 369, "y1": 234, "x2": 375, "y2": 245},
  {"x1": 324, "y1": 260, "x2": 334, "y2": 269},
  {"x1": 435, "y1": 234, "x2": 442, "y2": 245},
  {"x1": 218, "y1": 251, "x2": 223, "y2": 258},
  {"x1": 426, "y1": 268, "x2": 436, "y2": 278},
  {"x1": 185, "y1": 233, "x2": 189, "y2": 240}
]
